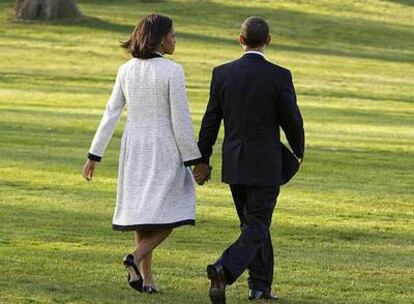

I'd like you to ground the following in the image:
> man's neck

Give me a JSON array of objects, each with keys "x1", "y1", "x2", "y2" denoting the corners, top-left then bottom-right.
[
  {"x1": 244, "y1": 47, "x2": 265, "y2": 54},
  {"x1": 244, "y1": 50, "x2": 265, "y2": 58}
]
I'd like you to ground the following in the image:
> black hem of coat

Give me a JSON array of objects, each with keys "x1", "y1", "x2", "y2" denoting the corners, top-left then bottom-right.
[{"x1": 112, "y1": 219, "x2": 195, "y2": 231}]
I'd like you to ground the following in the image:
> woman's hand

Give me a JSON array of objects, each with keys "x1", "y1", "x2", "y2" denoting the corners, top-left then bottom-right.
[{"x1": 82, "y1": 159, "x2": 97, "y2": 182}]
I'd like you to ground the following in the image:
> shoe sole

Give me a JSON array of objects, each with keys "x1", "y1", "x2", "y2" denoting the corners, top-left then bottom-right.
[{"x1": 207, "y1": 265, "x2": 226, "y2": 304}]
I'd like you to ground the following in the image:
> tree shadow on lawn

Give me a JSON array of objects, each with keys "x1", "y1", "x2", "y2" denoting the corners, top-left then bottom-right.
[
  {"x1": 0, "y1": 71, "x2": 112, "y2": 95},
  {"x1": 70, "y1": 18, "x2": 413, "y2": 64},
  {"x1": 384, "y1": 0, "x2": 414, "y2": 6},
  {"x1": 1, "y1": 198, "x2": 412, "y2": 303},
  {"x1": 300, "y1": 89, "x2": 414, "y2": 104},
  {"x1": 0, "y1": 70, "x2": 113, "y2": 85},
  {"x1": 303, "y1": 103, "x2": 414, "y2": 126},
  {"x1": 1, "y1": 106, "x2": 104, "y2": 122},
  {"x1": 65, "y1": 1, "x2": 414, "y2": 64},
  {"x1": 178, "y1": 32, "x2": 413, "y2": 64},
  {"x1": 5, "y1": 2, "x2": 413, "y2": 64},
  {"x1": 299, "y1": 147, "x2": 414, "y2": 189},
  {"x1": 0, "y1": 191, "x2": 238, "y2": 247},
  {"x1": 1, "y1": 201, "x2": 411, "y2": 304},
  {"x1": 0, "y1": 273, "x2": 210, "y2": 304},
  {"x1": 2, "y1": 195, "x2": 412, "y2": 246},
  {"x1": 1, "y1": 123, "x2": 412, "y2": 197}
]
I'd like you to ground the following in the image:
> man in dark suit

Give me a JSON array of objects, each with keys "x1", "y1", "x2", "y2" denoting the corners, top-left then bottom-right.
[{"x1": 193, "y1": 16, "x2": 305, "y2": 303}]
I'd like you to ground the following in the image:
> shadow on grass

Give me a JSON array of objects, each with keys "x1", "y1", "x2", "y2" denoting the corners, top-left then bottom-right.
[
  {"x1": 1, "y1": 199, "x2": 412, "y2": 254},
  {"x1": 67, "y1": 2, "x2": 414, "y2": 63},
  {"x1": 0, "y1": 70, "x2": 113, "y2": 95},
  {"x1": 1, "y1": 112, "x2": 413, "y2": 198},
  {"x1": 178, "y1": 32, "x2": 413, "y2": 64},
  {"x1": 0, "y1": 70, "x2": 112, "y2": 84},
  {"x1": 0, "y1": 198, "x2": 236, "y2": 251},
  {"x1": 384, "y1": 0, "x2": 414, "y2": 6},
  {"x1": 299, "y1": 89, "x2": 414, "y2": 104},
  {"x1": 11, "y1": 1, "x2": 409, "y2": 64},
  {"x1": 302, "y1": 104, "x2": 414, "y2": 126}
]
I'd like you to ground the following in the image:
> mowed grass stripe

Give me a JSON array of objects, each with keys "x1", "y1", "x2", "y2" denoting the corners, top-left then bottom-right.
[{"x1": 1, "y1": 0, "x2": 413, "y2": 303}]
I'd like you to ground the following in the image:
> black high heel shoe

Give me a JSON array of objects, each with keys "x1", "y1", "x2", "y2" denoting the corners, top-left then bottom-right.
[{"x1": 123, "y1": 254, "x2": 143, "y2": 293}]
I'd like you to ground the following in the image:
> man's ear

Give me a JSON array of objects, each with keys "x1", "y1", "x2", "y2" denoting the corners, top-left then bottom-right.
[
  {"x1": 238, "y1": 35, "x2": 246, "y2": 46},
  {"x1": 266, "y1": 35, "x2": 271, "y2": 46}
]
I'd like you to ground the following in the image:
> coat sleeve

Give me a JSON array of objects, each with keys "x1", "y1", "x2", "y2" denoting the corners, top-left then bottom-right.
[
  {"x1": 197, "y1": 68, "x2": 223, "y2": 165},
  {"x1": 169, "y1": 64, "x2": 202, "y2": 166},
  {"x1": 88, "y1": 66, "x2": 126, "y2": 161},
  {"x1": 278, "y1": 70, "x2": 305, "y2": 159}
]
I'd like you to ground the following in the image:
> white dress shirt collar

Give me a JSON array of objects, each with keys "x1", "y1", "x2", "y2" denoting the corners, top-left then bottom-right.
[{"x1": 244, "y1": 51, "x2": 265, "y2": 58}]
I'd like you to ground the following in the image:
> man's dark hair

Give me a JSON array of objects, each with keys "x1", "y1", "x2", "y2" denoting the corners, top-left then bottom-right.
[
  {"x1": 122, "y1": 13, "x2": 173, "y2": 59},
  {"x1": 240, "y1": 16, "x2": 269, "y2": 48}
]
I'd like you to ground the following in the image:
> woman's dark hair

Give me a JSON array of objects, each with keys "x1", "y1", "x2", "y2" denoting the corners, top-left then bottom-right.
[
  {"x1": 240, "y1": 16, "x2": 269, "y2": 48},
  {"x1": 121, "y1": 13, "x2": 173, "y2": 59}
]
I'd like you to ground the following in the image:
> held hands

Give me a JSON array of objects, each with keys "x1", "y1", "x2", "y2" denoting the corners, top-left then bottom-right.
[
  {"x1": 83, "y1": 159, "x2": 211, "y2": 184},
  {"x1": 82, "y1": 159, "x2": 97, "y2": 182},
  {"x1": 192, "y1": 163, "x2": 212, "y2": 185}
]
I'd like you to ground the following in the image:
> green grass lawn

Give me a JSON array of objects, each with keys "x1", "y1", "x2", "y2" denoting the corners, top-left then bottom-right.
[{"x1": 0, "y1": 0, "x2": 413, "y2": 303}]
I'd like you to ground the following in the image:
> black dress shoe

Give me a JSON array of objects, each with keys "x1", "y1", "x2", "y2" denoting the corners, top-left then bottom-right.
[
  {"x1": 207, "y1": 264, "x2": 226, "y2": 304},
  {"x1": 248, "y1": 289, "x2": 279, "y2": 301},
  {"x1": 123, "y1": 254, "x2": 143, "y2": 292}
]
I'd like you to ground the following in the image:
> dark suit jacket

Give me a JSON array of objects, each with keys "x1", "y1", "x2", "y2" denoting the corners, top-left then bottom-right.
[{"x1": 198, "y1": 53, "x2": 305, "y2": 187}]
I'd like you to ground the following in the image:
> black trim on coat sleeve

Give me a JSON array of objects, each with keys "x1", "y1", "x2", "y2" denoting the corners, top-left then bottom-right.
[
  {"x1": 183, "y1": 157, "x2": 204, "y2": 167},
  {"x1": 87, "y1": 153, "x2": 102, "y2": 162}
]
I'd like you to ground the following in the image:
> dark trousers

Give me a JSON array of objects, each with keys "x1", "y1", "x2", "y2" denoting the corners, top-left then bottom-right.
[{"x1": 216, "y1": 184, "x2": 279, "y2": 293}]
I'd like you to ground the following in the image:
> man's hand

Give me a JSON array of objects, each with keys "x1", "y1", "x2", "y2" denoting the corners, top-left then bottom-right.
[
  {"x1": 192, "y1": 163, "x2": 211, "y2": 185},
  {"x1": 82, "y1": 159, "x2": 97, "y2": 182}
]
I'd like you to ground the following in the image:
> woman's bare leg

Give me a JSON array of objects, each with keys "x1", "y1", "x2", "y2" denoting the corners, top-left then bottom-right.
[
  {"x1": 135, "y1": 232, "x2": 156, "y2": 286},
  {"x1": 129, "y1": 229, "x2": 172, "y2": 283}
]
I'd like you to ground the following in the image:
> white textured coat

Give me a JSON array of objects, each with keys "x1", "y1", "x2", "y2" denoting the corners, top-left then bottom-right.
[{"x1": 89, "y1": 57, "x2": 201, "y2": 229}]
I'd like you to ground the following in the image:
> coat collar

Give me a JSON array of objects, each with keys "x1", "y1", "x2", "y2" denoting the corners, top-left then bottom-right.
[
  {"x1": 241, "y1": 52, "x2": 266, "y2": 61},
  {"x1": 147, "y1": 53, "x2": 163, "y2": 59}
]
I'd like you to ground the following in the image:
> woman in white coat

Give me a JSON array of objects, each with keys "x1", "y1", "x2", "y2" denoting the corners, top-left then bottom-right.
[{"x1": 82, "y1": 14, "x2": 210, "y2": 294}]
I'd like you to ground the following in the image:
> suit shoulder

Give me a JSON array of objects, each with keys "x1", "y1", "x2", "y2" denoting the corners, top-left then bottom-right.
[
  {"x1": 265, "y1": 61, "x2": 291, "y2": 75},
  {"x1": 212, "y1": 59, "x2": 240, "y2": 74}
]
